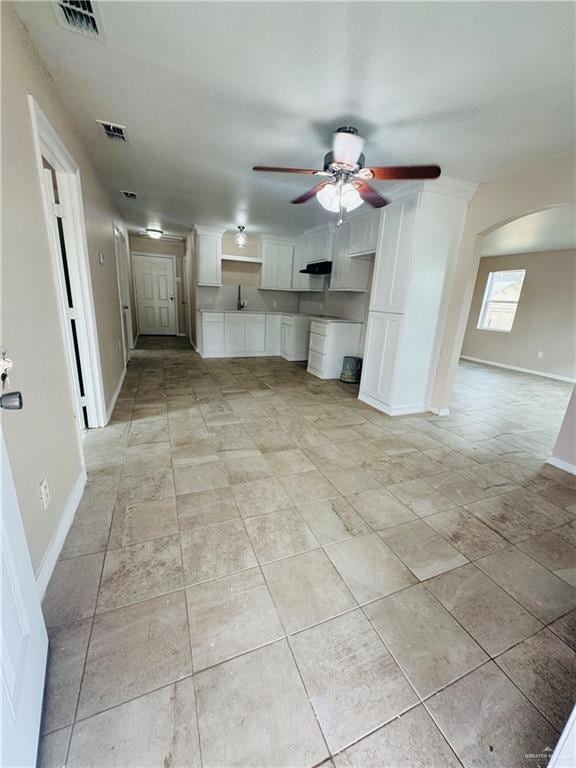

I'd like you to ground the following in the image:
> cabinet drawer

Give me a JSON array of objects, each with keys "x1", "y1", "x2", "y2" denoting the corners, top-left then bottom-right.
[
  {"x1": 308, "y1": 349, "x2": 326, "y2": 372},
  {"x1": 309, "y1": 332, "x2": 328, "y2": 354},
  {"x1": 310, "y1": 321, "x2": 328, "y2": 337},
  {"x1": 204, "y1": 313, "x2": 224, "y2": 323}
]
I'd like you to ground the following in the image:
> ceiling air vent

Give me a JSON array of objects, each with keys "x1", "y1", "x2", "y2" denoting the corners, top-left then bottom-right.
[
  {"x1": 55, "y1": 1, "x2": 101, "y2": 38},
  {"x1": 120, "y1": 190, "x2": 138, "y2": 200},
  {"x1": 96, "y1": 121, "x2": 127, "y2": 142}
]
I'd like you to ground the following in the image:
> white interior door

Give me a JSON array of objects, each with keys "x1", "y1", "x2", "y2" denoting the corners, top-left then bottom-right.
[
  {"x1": 1, "y1": 434, "x2": 48, "y2": 768},
  {"x1": 133, "y1": 254, "x2": 176, "y2": 335}
]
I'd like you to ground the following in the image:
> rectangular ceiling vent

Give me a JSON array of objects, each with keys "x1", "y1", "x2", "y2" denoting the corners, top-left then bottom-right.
[
  {"x1": 55, "y1": 1, "x2": 101, "y2": 38},
  {"x1": 120, "y1": 190, "x2": 138, "y2": 200},
  {"x1": 96, "y1": 121, "x2": 127, "y2": 142}
]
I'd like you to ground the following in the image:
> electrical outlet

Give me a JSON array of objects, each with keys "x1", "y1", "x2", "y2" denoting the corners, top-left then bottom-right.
[
  {"x1": 537, "y1": 350, "x2": 544, "y2": 359},
  {"x1": 39, "y1": 478, "x2": 50, "y2": 511}
]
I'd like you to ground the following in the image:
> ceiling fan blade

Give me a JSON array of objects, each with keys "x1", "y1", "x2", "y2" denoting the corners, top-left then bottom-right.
[
  {"x1": 355, "y1": 181, "x2": 390, "y2": 208},
  {"x1": 366, "y1": 165, "x2": 441, "y2": 181},
  {"x1": 253, "y1": 166, "x2": 323, "y2": 175},
  {"x1": 291, "y1": 182, "x2": 328, "y2": 205}
]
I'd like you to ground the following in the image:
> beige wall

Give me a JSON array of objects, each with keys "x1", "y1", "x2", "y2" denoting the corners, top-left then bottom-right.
[
  {"x1": 222, "y1": 230, "x2": 261, "y2": 260},
  {"x1": 129, "y1": 235, "x2": 187, "y2": 335},
  {"x1": 461, "y1": 250, "x2": 576, "y2": 380},
  {"x1": 431, "y1": 158, "x2": 576, "y2": 413},
  {"x1": 2, "y1": 3, "x2": 124, "y2": 574}
]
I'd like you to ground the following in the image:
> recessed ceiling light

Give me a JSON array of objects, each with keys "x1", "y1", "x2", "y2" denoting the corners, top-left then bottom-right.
[{"x1": 146, "y1": 228, "x2": 163, "y2": 239}]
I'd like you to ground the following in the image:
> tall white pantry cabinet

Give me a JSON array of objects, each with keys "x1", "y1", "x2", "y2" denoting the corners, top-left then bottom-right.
[{"x1": 359, "y1": 179, "x2": 476, "y2": 416}]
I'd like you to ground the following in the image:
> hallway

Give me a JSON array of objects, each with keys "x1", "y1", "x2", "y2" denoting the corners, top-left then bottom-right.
[{"x1": 39, "y1": 345, "x2": 576, "y2": 767}]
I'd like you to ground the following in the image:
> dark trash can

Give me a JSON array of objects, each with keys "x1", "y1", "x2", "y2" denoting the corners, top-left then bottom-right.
[{"x1": 340, "y1": 356, "x2": 362, "y2": 384}]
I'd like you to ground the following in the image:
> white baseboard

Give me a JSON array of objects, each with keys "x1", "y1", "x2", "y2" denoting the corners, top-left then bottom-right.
[
  {"x1": 105, "y1": 366, "x2": 127, "y2": 424},
  {"x1": 546, "y1": 456, "x2": 576, "y2": 476},
  {"x1": 460, "y1": 356, "x2": 576, "y2": 384},
  {"x1": 35, "y1": 468, "x2": 87, "y2": 599},
  {"x1": 359, "y1": 391, "x2": 430, "y2": 416},
  {"x1": 429, "y1": 406, "x2": 451, "y2": 416}
]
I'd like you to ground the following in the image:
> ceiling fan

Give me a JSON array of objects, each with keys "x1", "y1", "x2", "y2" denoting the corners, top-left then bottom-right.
[{"x1": 253, "y1": 126, "x2": 440, "y2": 224}]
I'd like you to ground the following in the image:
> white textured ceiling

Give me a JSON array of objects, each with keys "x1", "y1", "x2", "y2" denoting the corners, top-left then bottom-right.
[
  {"x1": 482, "y1": 206, "x2": 576, "y2": 256},
  {"x1": 15, "y1": 1, "x2": 576, "y2": 237}
]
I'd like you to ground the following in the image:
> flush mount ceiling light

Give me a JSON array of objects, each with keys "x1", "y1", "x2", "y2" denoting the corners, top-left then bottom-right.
[
  {"x1": 146, "y1": 227, "x2": 163, "y2": 239},
  {"x1": 235, "y1": 225, "x2": 247, "y2": 248}
]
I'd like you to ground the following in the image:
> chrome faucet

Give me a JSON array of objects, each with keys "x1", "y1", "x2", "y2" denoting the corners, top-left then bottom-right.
[{"x1": 237, "y1": 285, "x2": 246, "y2": 310}]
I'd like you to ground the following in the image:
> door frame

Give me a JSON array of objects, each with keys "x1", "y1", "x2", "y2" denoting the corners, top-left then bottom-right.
[
  {"x1": 28, "y1": 96, "x2": 107, "y2": 428},
  {"x1": 113, "y1": 223, "x2": 134, "y2": 363},
  {"x1": 131, "y1": 251, "x2": 179, "y2": 336}
]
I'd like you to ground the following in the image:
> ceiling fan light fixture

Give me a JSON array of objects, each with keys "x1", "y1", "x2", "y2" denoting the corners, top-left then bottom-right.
[
  {"x1": 340, "y1": 183, "x2": 363, "y2": 211},
  {"x1": 316, "y1": 182, "x2": 363, "y2": 214},
  {"x1": 146, "y1": 227, "x2": 163, "y2": 239},
  {"x1": 235, "y1": 225, "x2": 247, "y2": 248}
]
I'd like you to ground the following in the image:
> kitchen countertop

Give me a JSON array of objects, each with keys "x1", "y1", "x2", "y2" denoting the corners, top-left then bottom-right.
[{"x1": 198, "y1": 309, "x2": 361, "y2": 323}]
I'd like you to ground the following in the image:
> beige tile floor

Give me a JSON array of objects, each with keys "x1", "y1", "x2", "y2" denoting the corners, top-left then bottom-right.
[{"x1": 39, "y1": 340, "x2": 576, "y2": 767}]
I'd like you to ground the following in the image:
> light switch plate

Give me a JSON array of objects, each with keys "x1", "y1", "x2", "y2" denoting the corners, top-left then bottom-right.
[{"x1": 39, "y1": 477, "x2": 50, "y2": 511}]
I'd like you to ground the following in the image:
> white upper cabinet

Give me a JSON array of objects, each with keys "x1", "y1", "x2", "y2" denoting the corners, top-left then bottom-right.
[
  {"x1": 196, "y1": 226, "x2": 225, "y2": 286},
  {"x1": 260, "y1": 238, "x2": 294, "y2": 290},
  {"x1": 305, "y1": 226, "x2": 334, "y2": 264},
  {"x1": 292, "y1": 235, "x2": 323, "y2": 292},
  {"x1": 369, "y1": 195, "x2": 419, "y2": 313},
  {"x1": 347, "y1": 212, "x2": 379, "y2": 257},
  {"x1": 330, "y1": 223, "x2": 371, "y2": 292}
]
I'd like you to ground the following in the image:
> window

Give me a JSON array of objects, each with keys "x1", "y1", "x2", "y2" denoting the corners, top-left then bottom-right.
[{"x1": 477, "y1": 269, "x2": 526, "y2": 332}]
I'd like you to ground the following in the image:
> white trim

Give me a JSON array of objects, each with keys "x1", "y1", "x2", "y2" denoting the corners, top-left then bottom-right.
[
  {"x1": 113, "y1": 222, "x2": 134, "y2": 360},
  {"x1": 546, "y1": 456, "x2": 576, "y2": 476},
  {"x1": 106, "y1": 366, "x2": 127, "y2": 423},
  {"x1": 549, "y1": 703, "x2": 576, "y2": 766},
  {"x1": 132, "y1": 251, "x2": 178, "y2": 336},
  {"x1": 29, "y1": 96, "x2": 108, "y2": 428},
  {"x1": 460, "y1": 356, "x2": 576, "y2": 384},
  {"x1": 34, "y1": 469, "x2": 87, "y2": 599},
  {"x1": 358, "y1": 390, "x2": 430, "y2": 416},
  {"x1": 429, "y1": 406, "x2": 451, "y2": 416}
]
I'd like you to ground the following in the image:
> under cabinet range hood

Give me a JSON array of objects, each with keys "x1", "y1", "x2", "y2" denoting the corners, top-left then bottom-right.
[{"x1": 299, "y1": 260, "x2": 332, "y2": 275}]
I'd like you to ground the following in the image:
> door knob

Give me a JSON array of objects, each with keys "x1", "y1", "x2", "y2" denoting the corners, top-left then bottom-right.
[{"x1": 1, "y1": 391, "x2": 23, "y2": 410}]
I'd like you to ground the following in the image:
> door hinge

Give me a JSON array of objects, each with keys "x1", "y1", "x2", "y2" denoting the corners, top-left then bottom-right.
[
  {"x1": 64, "y1": 307, "x2": 77, "y2": 320},
  {"x1": 50, "y1": 203, "x2": 66, "y2": 217}
]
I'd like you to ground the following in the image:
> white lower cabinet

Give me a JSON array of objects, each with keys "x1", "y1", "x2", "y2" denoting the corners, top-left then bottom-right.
[
  {"x1": 244, "y1": 314, "x2": 266, "y2": 353},
  {"x1": 202, "y1": 312, "x2": 225, "y2": 356},
  {"x1": 359, "y1": 312, "x2": 401, "y2": 407},
  {"x1": 225, "y1": 313, "x2": 246, "y2": 353},
  {"x1": 280, "y1": 315, "x2": 313, "y2": 361},
  {"x1": 265, "y1": 314, "x2": 281, "y2": 354},
  {"x1": 307, "y1": 320, "x2": 363, "y2": 380}
]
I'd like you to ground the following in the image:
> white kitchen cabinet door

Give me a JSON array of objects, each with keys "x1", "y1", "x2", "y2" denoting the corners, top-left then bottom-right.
[
  {"x1": 305, "y1": 226, "x2": 333, "y2": 264},
  {"x1": 244, "y1": 314, "x2": 266, "y2": 353},
  {"x1": 261, "y1": 240, "x2": 294, "y2": 290},
  {"x1": 202, "y1": 315, "x2": 225, "y2": 355},
  {"x1": 370, "y1": 195, "x2": 418, "y2": 313},
  {"x1": 265, "y1": 314, "x2": 281, "y2": 354},
  {"x1": 196, "y1": 232, "x2": 222, "y2": 286},
  {"x1": 359, "y1": 312, "x2": 401, "y2": 406},
  {"x1": 280, "y1": 323, "x2": 292, "y2": 357},
  {"x1": 330, "y1": 223, "x2": 371, "y2": 291},
  {"x1": 225, "y1": 313, "x2": 246, "y2": 353},
  {"x1": 347, "y1": 212, "x2": 379, "y2": 256},
  {"x1": 292, "y1": 237, "x2": 323, "y2": 291}
]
